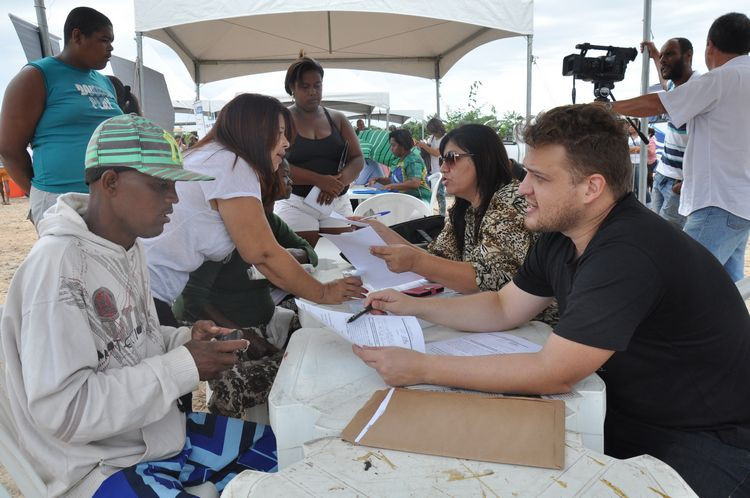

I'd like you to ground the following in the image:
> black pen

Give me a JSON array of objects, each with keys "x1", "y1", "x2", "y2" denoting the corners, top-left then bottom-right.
[{"x1": 347, "y1": 304, "x2": 373, "y2": 324}]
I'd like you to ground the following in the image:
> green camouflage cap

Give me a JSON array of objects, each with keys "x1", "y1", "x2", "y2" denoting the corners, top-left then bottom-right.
[{"x1": 85, "y1": 114, "x2": 214, "y2": 182}]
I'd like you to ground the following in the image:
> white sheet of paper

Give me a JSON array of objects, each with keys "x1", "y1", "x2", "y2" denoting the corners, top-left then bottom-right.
[
  {"x1": 321, "y1": 227, "x2": 423, "y2": 290},
  {"x1": 295, "y1": 299, "x2": 426, "y2": 352},
  {"x1": 328, "y1": 211, "x2": 369, "y2": 227},
  {"x1": 425, "y1": 332, "x2": 542, "y2": 356},
  {"x1": 303, "y1": 186, "x2": 335, "y2": 215}
]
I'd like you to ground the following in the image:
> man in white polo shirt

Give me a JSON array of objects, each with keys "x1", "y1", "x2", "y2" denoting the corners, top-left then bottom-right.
[{"x1": 611, "y1": 12, "x2": 750, "y2": 282}]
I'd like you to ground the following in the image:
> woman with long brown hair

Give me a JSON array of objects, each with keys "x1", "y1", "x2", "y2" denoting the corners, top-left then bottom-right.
[{"x1": 142, "y1": 93, "x2": 365, "y2": 326}]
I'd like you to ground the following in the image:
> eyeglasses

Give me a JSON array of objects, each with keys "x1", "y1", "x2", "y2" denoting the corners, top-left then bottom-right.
[{"x1": 439, "y1": 151, "x2": 474, "y2": 166}]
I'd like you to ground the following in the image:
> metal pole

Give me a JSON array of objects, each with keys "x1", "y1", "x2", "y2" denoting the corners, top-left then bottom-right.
[
  {"x1": 195, "y1": 62, "x2": 201, "y2": 101},
  {"x1": 526, "y1": 35, "x2": 533, "y2": 123},
  {"x1": 638, "y1": 0, "x2": 652, "y2": 204},
  {"x1": 34, "y1": 0, "x2": 53, "y2": 57},
  {"x1": 434, "y1": 59, "x2": 441, "y2": 118},
  {"x1": 135, "y1": 32, "x2": 146, "y2": 113}
]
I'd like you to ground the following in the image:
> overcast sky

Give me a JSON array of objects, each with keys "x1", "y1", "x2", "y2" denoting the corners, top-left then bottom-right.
[{"x1": 0, "y1": 1, "x2": 745, "y2": 119}]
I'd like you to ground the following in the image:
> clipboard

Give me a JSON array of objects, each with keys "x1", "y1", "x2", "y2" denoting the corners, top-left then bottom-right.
[
  {"x1": 337, "y1": 141, "x2": 350, "y2": 172},
  {"x1": 341, "y1": 388, "x2": 565, "y2": 469}
]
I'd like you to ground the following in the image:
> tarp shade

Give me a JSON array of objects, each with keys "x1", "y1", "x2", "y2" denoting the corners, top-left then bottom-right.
[
  {"x1": 110, "y1": 55, "x2": 175, "y2": 132},
  {"x1": 9, "y1": 13, "x2": 61, "y2": 62},
  {"x1": 133, "y1": 0, "x2": 533, "y2": 84}
]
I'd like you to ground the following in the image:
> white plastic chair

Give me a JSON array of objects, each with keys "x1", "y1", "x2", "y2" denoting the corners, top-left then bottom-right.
[
  {"x1": 427, "y1": 172, "x2": 442, "y2": 213},
  {"x1": 0, "y1": 308, "x2": 47, "y2": 498},
  {"x1": 353, "y1": 192, "x2": 431, "y2": 226}
]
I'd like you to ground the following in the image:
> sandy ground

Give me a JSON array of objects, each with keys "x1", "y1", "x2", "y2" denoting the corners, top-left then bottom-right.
[{"x1": 0, "y1": 196, "x2": 748, "y2": 495}]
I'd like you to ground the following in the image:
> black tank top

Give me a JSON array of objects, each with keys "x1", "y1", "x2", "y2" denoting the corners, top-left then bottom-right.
[{"x1": 288, "y1": 108, "x2": 348, "y2": 197}]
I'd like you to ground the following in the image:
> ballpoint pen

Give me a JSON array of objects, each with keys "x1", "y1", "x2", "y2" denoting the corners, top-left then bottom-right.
[
  {"x1": 346, "y1": 304, "x2": 373, "y2": 324},
  {"x1": 359, "y1": 210, "x2": 391, "y2": 221}
]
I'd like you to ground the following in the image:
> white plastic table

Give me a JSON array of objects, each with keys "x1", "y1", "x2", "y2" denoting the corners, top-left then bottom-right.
[
  {"x1": 268, "y1": 322, "x2": 606, "y2": 470},
  {"x1": 221, "y1": 434, "x2": 696, "y2": 497}
]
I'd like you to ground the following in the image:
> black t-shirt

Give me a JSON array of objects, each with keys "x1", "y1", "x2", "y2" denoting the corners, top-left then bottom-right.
[{"x1": 514, "y1": 193, "x2": 750, "y2": 448}]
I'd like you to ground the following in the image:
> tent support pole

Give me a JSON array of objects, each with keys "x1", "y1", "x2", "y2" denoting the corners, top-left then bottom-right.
[
  {"x1": 638, "y1": 0, "x2": 652, "y2": 204},
  {"x1": 526, "y1": 35, "x2": 533, "y2": 123},
  {"x1": 195, "y1": 62, "x2": 201, "y2": 101},
  {"x1": 136, "y1": 31, "x2": 146, "y2": 113},
  {"x1": 34, "y1": 0, "x2": 53, "y2": 57},
  {"x1": 434, "y1": 59, "x2": 441, "y2": 118}
]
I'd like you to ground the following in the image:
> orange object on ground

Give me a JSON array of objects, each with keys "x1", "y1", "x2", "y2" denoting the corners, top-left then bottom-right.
[{"x1": 7, "y1": 178, "x2": 26, "y2": 198}]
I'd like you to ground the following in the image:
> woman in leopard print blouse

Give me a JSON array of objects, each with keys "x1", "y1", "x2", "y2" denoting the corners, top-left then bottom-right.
[{"x1": 367, "y1": 124, "x2": 536, "y2": 295}]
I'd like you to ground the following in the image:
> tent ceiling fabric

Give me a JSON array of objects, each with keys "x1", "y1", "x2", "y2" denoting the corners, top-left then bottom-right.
[{"x1": 133, "y1": 0, "x2": 533, "y2": 83}]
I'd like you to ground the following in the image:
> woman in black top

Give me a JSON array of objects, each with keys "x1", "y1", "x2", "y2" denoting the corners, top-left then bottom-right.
[{"x1": 273, "y1": 55, "x2": 364, "y2": 246}]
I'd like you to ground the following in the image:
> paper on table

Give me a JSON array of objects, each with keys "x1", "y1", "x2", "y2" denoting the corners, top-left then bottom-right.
[
  {"x1": 295, "y1": 299, "x2": 426, "y2": 352},
  {"x1": 426, "y1": 332, "x2": 542, "y2": 356},
  {"x1": 327, "y1": 211, "x2": 369, "y2": 228},
  {"x1": 321, "y1": 227, "x2": 423, "y2": 290},
  {"x1": 303, "y1": 186, "x2": 335, "y2": 215}
]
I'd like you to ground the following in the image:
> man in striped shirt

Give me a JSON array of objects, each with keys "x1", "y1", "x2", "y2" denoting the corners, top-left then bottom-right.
[{"x1": 641, "y1": 37, "x2": 697, "y2": 228}]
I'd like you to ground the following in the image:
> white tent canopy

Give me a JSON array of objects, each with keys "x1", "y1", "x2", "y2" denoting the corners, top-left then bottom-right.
[
  {"x1": 275, "y1": 92, "x2": 390, "y2": 116},
  {"x1": 132, "y1": 0, "x2": 534, "y2": 116}
]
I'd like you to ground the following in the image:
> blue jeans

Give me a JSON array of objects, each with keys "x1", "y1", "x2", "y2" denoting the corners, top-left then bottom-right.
[
  {"x1": 650, "y1": 172, "x2": 686, "y2": 229},
  {"x1": 684, "y1": 206, "x2": 750, "y2": 282},
  {"x1": 355, "y1": 158, "x2": 383, "y2": 185}
]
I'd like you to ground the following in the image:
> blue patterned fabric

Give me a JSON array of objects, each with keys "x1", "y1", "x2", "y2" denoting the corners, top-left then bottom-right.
[{"x1": 93, "y1": 413, "x2": 276, "y2": 497}]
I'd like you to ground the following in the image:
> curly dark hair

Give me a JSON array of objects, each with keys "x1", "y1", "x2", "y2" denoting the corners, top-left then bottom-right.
[{"x1": 523, "y1": 104, "x2": 632, "y2": 200}]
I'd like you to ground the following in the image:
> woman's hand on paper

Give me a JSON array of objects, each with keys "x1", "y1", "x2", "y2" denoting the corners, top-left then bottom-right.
[
  {"x1": 364, "y1": 288, "x2": 420, "y2": 316},
  {"x1": 370, "y1": 244, "x2": 420, "y2": 273},
  {"x1": 320, "y1": 277, "x2": 368, "y2": 303},
  {"x1": 352, "y1": 345, "x2": 427, "y2": 386}
]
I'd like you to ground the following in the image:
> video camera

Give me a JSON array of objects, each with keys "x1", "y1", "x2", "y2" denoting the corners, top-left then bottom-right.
[{"x1": 562, "y1": 43, "x2": 637, "y2": 101}]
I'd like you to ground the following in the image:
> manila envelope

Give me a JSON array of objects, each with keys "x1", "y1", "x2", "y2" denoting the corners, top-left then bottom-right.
[{"x1": 341, "y1": 388, "x2": 565, "y2": 470}]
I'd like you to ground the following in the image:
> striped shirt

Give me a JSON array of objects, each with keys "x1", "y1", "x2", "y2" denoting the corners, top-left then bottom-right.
[{"x1": 655, "y1": 72, "x2": 700, "y2": 180}]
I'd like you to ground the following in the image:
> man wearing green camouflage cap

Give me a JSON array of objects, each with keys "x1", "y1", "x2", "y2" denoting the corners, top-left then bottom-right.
[{"x1": 0, "y1": 114, "x2": 279, "y2": 496}]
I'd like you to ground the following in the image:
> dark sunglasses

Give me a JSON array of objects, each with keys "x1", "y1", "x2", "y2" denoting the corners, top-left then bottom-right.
[{"x1": 439, "y1": 151, "x2": 475, "y2": 166}]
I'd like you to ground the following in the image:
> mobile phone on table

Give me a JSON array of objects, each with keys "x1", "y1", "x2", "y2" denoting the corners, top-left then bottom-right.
[{"x1": 403, "y1": 283, "x2": 444, "y2": 297}]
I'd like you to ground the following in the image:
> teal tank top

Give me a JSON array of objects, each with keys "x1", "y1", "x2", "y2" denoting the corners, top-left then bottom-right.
[{"x1": 27, "y1": 57, "x2": 122, "y2": 193}]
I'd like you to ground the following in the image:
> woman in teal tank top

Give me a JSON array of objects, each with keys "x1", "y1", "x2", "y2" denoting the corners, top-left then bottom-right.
[{"x1": 0, "y1": 7, "x2": 121, "y2": 226}]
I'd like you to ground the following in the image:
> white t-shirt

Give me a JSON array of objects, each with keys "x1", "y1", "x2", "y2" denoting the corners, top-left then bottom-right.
[
  {"x1": 659, "y1": 55, "x2": 750, "y2": 218},
  {"x1": 427, "y1": 134, "x2": 443, "y2": 174},
  {"x1": 142, "y1": 142, "x2": 262, "y2": 303}
]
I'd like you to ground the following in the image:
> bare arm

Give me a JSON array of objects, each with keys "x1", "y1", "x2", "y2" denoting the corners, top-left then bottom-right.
[
  {"x1": 217, "y1": 196, "x2": 365, "y2": 304},
  {"x1": 384, "y1": 177, "x2": 421, "y2": 191},
  {"x1": 610, "y1": 93, "x2": 665, "y2": 118},
  {"x1": 354, "y1": 332, "x2": 613, "y2": 393},
  {"x1": 365, "y1": 281, "x2": 552, "y2": 333},
  {"x1": 0, "y1": 66, "x2": 45, "y2": 193},
  {"x1": 641, "y1": 41, "x2": 668, "y2": 91},
  {"x1": 370, "y1": 245, "x2": 481, "y2": 294},
  {"x1": 417, "y1": 140, "x2": 440, "y2": 157}
]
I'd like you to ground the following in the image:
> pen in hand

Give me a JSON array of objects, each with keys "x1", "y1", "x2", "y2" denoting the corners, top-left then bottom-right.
[{"x1": 347, "y1": 304, "x2": 373, "y2": 324}]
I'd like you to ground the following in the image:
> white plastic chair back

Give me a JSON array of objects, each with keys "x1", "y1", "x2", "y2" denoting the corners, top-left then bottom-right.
[
  {"x1": 0, "y1": 307, "x2": 47, "y2": 497},
  {"x1": 353, "y1": 193, "x2": 431, "y2": 226},
  {"x1": 427, "y1": 172, "x2": 442, "y2": 213}
]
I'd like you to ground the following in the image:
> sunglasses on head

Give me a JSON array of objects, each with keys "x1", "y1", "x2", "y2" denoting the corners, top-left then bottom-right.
[{"x1": 439, "y1": 151, "x2": 474, "y2": 166}]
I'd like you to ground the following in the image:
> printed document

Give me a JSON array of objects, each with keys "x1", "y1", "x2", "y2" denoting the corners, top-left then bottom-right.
[
  {"x1": 322, "y1": 227, "x2": 423, "y2": 290},
  {"x1": 296, "y1": 299, "x2": 425, "y2": 352}
]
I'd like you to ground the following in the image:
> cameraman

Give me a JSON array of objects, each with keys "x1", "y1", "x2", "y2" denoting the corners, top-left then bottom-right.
[
  {"x1": 610, "y1": 12, "x2": 750, "y2": 282},
  {"x1": 640, "y1": 37, "x2": 697, "y2": 229}
]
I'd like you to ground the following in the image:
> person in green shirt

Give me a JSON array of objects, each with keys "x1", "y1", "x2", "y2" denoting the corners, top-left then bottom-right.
[{"x1": 367, "y1": 129, "x2": 431, "y2": 202}]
